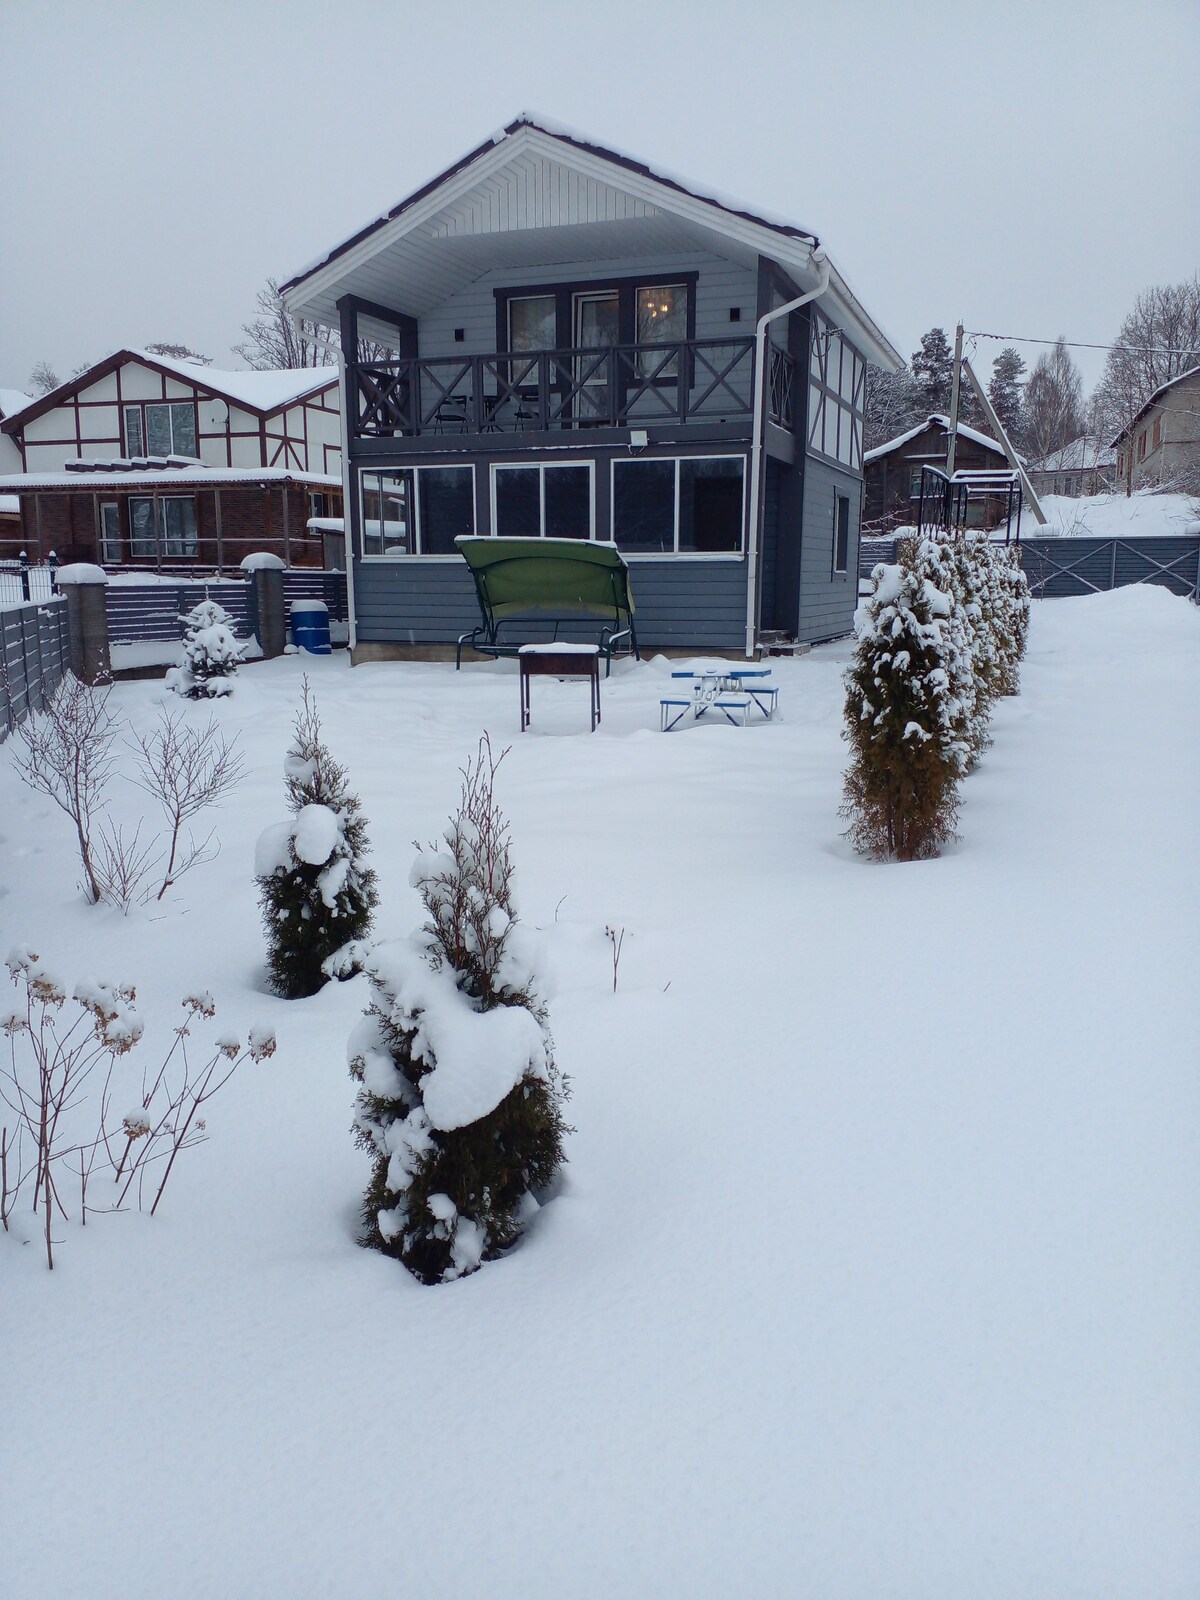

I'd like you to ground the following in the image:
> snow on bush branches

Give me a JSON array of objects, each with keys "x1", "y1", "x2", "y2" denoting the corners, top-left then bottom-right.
[
  {"x1": 347, "y1": 736, "x2": 569, "y2": 1285},
  {"x1": 256, "y1": 680, "x2": 378, "y2": 998},
  {"x1": 841, "y1": 535, "x2": 1029, "y2": 861},
  {"x1": 1, "y1": 945, "x2": 275, "y2": 1269},
  {"x1": 166, "y1": 598, "x2": 247, "y2": 699}
]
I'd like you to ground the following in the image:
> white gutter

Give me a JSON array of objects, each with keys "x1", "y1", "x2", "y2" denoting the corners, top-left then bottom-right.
[
  {"x1": 290, "y1": 317, "x2": 359, "y2": 654},
  {"x1": 745, "y1": 254, "x2": 830, "y2": 657}
]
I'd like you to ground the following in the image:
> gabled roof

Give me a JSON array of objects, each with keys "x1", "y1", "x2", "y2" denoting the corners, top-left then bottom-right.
[
  {"x1": 1110, "y1": 362, "x2": 1200, "y2": 446},
  {"x1": 280, "y1": 114, "x2": 902, "y2": 371},
  {"x1": 1, "y1": 350, "x2": 337, "y2": 435},
  {"x1": 1027, "y1": 435, "x2": 1117, "y2": 474},
  {"x1": 0, "y1": 388, "x2": 33, "y2": 420},
  {"x1": 864, "y1": 413, "x2": 1013, "y2": 465}
]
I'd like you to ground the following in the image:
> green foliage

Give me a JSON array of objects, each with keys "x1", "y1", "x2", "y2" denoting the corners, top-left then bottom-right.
[
  {"x1": 351, "y1": 737, "x2": 569, "y2": 1285},
  {"x1": 257, "y1": 681, "x2": 378, "y2": 998},
  {"x1": 841, "y1": 563, "x2": 962, "y2": 861}
]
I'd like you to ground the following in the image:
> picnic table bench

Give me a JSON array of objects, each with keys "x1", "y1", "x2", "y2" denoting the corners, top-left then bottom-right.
[
  {"x1": 455, "y1": 536, "x2": 638, "y2": 676},
  {"x1": 660, "y1": 667, "x2": 780, "y2": 730}
]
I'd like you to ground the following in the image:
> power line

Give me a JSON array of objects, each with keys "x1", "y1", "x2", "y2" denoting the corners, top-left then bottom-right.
[{"x1": 965, "y1": 329, "x2": 1200, "y2": 358}]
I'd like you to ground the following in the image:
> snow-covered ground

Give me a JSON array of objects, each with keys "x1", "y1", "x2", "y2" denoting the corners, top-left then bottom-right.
[
  {"x1": 3, "y1": 588, "x2": 1198, "y2": 1599},
  {"x1": 1032, "y1": 487, "x2": 1199, "y2": 538}
]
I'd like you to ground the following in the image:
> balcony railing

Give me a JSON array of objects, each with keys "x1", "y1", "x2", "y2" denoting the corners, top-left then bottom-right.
[{"x1": 350, "y1": 337, "x2": 794, "y2": 441}]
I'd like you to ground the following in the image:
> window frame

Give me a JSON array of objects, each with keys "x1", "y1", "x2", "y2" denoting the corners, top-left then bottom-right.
[
  {"x1": 358, "y1": 463, "x2": 477, "y2": 559},
  {"x1": 610, "y1": 453, "x2": 746, "y2": 557},
  {"x1": 123, "y1": 399, "x2": 199, "y2": 460},
  {"x1": 99, "y1": 500, "x2": 122, "y2": 564},
  {"x1": 125, "y1": 494, "x2": 198, "y2": 561},
  {"x1": 494, "y1": 273, "x2": 698, "y2": 362},
  {"x1": 832, "y1": 492, "x2": 851, "y2": 576},
  {"x1": 490, "y1": 460, "x2": 595, "y2": 541},
  {"x1": 806, "y1": 312, "x2": 866, "y2": 472}
]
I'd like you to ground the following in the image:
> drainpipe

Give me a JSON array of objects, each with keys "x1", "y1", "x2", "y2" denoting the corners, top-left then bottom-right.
[
  {"x1": 745, "y1": 253, "x2": 830, "y2": 657},
  {"x1": 288, "y1": 315, "x2": 358, "y2": 655}
]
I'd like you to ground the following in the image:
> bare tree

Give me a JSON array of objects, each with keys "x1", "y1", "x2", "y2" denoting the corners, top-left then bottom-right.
[
  {"x1": 28, "y1": 360, "x2": 60, "y2": 396},
  {"x1": 1023, "y1": 337, "x2": 1084, "y2": 462},
  {"x1": 1092, "y1": 275, "x2": 1200, "y2": 492},
  {"x1": 863, "y1": 364, "x2": 924, "y2": 451},
  {"x1": 233, "y1": 278, "x2": 337, "y2": 370},
  {"x1": 130, "y1": 709, "x2": 243, "y2": 900},
  {"x1": 233, "y1": 277, "x2": 398, "y2": 370},
  {"x1": 11, "y1": 675, "x2": 120, "y2": 904}
]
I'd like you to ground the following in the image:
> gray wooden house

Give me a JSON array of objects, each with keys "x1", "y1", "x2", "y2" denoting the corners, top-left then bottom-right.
[{"x1": 280, "y1": 116, "x2": 901, "y2": 658}]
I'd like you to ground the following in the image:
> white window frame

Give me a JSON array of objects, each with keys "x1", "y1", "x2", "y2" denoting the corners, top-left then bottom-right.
[
  {"x1": 358, "y1": 463, "x2": 477, "y2": 559},
  {"x1": 99, "y1": 500, "x2": 122, "y2": 564},
  {"x1": 123, "y1": 400, "x2": 198, "y2": 459},
  {"x1": 609, "y1": 453, "x2": 746, "y2": 557},
  {"x1": 490, "y1": 460, "x2": 595, "y2": 541}
]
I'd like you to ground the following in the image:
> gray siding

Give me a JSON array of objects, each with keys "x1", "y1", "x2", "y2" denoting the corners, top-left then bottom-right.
[
  {"x1": 797, "y1": 456, "x2": 861, "y2": 643},
  {"x1": 353, "y1": 555, "x2": 747, "y2": 651}
]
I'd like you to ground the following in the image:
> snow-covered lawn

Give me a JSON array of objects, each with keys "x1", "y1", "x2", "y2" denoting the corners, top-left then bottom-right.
[
  {"x1": 1033, "y1": 487, "x2": 1199, "y2": 539},
  {"x1": 3, "y1": 588, "x2": 1198, "y2": 1599}
]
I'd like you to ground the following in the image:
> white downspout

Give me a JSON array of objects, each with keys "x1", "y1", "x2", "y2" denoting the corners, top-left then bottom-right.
[
  {"x1": 745, "y1": 253, "x2": 830, "y2": 658},
  {"x1": 287, "y1": 315, "x2": 358, "y2": 655}
]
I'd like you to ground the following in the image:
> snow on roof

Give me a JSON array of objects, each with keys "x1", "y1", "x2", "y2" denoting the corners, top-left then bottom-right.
[
  {"x1": 0, "y1": 493, "x2": 20, "y2": 514},
  {"x1": 1027, "y1": 436, "x2": 1117, "y2": 474},
  {"x1": 1112, "y1": 362, "x2": 1200, "y2": 444},
  {"x1": 125, "y1": 351, "x2": 337, "y2": 412},
  {"x1": 864, "y1": 414, "x2": 1014, "y2": 465},
  {"x1": 0, "y1": 465, "x2": 341, "y2": 492},
  {"x1": 0, "y1": 388, "x2": 34, "y2": 419}
]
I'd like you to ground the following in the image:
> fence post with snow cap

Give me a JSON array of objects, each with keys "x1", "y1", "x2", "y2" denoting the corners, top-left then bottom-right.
[
  {"x1": 55, "y1": 563, "x2": 111, "y2": 684},
  {"x1": 242, "y1": 552, "x2": 287, "y2": 659}
]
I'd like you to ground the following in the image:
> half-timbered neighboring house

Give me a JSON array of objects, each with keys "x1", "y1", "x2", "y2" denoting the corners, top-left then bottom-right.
[
  {"x1": 0, "y1": 389, "x2": 32, "y2": 474},
  {"x1": 279, "y1": 115, "x2": 902, "y2": 658},
  {"x1": 863, "y1": 414, "x2": 1013, "y2": 526},
  {"x1": 0, "y1": 352, "x2": 343, "y2": 568}
]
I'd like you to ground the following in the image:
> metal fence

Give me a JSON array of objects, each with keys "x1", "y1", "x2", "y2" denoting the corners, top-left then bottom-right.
[
  {"x1": 859, "y1": 534, "x2": 1200, "y2": 601},
  {"x1": 0, "y1": 562, "x2": 56, "y2": 608},
  {"x1": 0, "y1": 596, "x2": 70, "y2": 742},
  {"x1": 105, "y1": 570, "x2": 349, "y2": 647}
]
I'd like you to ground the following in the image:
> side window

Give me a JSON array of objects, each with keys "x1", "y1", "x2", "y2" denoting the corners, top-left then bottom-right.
[{"x1": 833, "y1": 494, "x2": 850, "y2": 574}]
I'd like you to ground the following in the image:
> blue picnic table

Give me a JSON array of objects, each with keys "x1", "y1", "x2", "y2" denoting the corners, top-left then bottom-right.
[{"x1": 660, "y1": 668, "x2": 780, "y2": 731}]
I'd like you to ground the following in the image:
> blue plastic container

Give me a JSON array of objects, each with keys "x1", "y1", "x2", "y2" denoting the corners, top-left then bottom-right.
[{"x1": 290, "y1": 600, "x2": 331, "y2": 655}]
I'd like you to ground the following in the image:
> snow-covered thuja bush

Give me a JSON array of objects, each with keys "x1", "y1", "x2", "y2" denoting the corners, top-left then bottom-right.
[
  {"x1": 166, "y1": 598, "x2": 246, "y2": 699},
  {"x1": 973, "y1": 539, "x2": 1029, "y2": 696},
  {"x1": 899, "y1": 535, "x2": 988, "y2": 771},
  {"x1": 840, "y1": 562, "x2": 962, "y2": 861},
  {"x1": 348, "y1": 737, "x2": 569, "y2": 1285},
  {"x1": 256, "y1": 682, "x2": 378, "y2": 999}
]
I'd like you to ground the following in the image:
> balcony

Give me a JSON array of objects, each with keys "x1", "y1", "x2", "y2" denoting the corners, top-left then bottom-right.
[{"x1": 350, "y1": 338, "x2": 796, "y2": 442}]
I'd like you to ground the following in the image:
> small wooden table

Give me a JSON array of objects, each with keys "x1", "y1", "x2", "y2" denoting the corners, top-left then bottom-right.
[{"x1": 518, "y1": 644, "x2": 601, "y2": 732}]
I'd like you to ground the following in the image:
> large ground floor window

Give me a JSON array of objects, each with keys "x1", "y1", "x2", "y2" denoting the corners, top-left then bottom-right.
[
  {"x1": 360, "y1": 465, "x2": 475, "y2": 556},
  {"x1": 128, "y1": 495, "x2": 198, "y2": 559},
  {"x1": 612, "y1": 455, "x2": 744, "y2": 553},
  {"x1": 492, "y1": 462, "x2": 593, "y2": 539}
]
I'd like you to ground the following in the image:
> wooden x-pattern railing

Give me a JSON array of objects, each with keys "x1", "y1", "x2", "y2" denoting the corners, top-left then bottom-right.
[
  {"x1": 351, "y1": 336, "x2": 759, "y2": 438},
  {"x1": 1021, "y1": 537, "x2": 1200, "y2": 598}
]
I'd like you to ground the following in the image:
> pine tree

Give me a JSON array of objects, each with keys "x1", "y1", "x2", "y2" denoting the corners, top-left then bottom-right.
[
  {"x1": 987, "y1": 348, "x2": 1026, "y2": 444},
  {"x1": 350, "y1": 737, "x2": 569, "y2": 1284},
  {"x1": 911, "y1": 327, "x2": 955, "y2": 414},
  {"x1": 841, "y1": 563, "x2": 962, "y2": 861},
  {"x1": 256, "y1": 681, "x2": 378, "y2": 998},
  {"x1": 167, "y1": 598, "x2": 245, "y2": 699}
]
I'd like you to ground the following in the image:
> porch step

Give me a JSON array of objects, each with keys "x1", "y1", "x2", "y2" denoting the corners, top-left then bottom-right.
[{"x1": 756, "y1": 633, "x2": 811, "y2": 658}]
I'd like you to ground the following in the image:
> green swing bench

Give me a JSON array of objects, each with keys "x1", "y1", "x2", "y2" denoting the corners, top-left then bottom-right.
[{"x1": 454, "y1": 536, "x2": 639, "y2": 675}]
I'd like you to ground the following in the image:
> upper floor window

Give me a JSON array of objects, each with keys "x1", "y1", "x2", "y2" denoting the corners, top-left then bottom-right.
[
  {"x1": 1137, "y1": 430, "x2": 1147, "y2": 461},
  {"x1": 124, "y1": 401, "x2": 198, "y2": 459},
  {"x1": 1152, "y1": 416, "x2": 1162, "y2": 449},
  {"x1": 635, "y1": 284, "x2": 687, "y2": 377},
  {"x1": 807, "y1": 314, "x2": 864, "y2": 471},
  {"x1": 508, "y1": 296, "x2": 558, "y2": 353}
]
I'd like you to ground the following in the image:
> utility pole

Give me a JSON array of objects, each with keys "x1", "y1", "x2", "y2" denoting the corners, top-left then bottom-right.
[{"x1": 946, "y1": 321, "x2": 964, "y2": 477}]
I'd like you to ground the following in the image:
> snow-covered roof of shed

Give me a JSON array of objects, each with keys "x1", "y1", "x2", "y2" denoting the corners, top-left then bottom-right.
[
  {"x1": 1027, "y1": 436, "x2": 1117, "y2": 474},
  {"x1": 864, "y1": 414, "x2": 1015, "y2": 465},
  {"x1": 0, "y1": 352, "x2": 337, "y2": 435},
  {"x1": 279, "y1": 114, "x2": 902, "y2": 372},
  {"x1": 0, "y1": 388, "x2": 34, "y2": 420},
  {"x1": 0, "y1": 493, "x2": 20, "y2": 515}
]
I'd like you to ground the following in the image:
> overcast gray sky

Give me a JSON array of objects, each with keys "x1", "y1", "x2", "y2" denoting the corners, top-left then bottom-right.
[{"x1": 2, "y1": 0, "x2": 1197, "y2": 399}]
